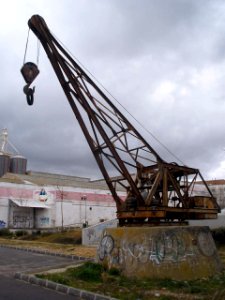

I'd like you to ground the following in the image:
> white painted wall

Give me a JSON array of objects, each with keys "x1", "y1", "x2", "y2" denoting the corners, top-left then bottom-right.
[
  {"x1": 0, "y1": 181, "x2": 122, "y2": 229},
  {"x1": 55, "y1": 200, "x2": 117, "y2": 227},
  {"x1": 0, "y1": 198, "x2": 9, "y2": 228}
]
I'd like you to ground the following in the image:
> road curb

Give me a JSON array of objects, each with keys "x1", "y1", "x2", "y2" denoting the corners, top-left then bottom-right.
[
  {"x1": 14, "y1": 272, "x2": 117, "y2": 300},
  {"x1": 1, "y1": 244, "x2": 117, "y2": 299}
]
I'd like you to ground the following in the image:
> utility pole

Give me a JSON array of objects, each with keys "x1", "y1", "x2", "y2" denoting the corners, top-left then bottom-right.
[
  {"x1": 81, "y1": 195, "x2": 87, "y2": 227},
  {"x1": 57, "y1": 186, "x2": 65, "y2": 231}
]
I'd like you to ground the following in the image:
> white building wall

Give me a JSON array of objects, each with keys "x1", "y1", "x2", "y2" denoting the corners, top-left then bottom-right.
[
  {"x1": 0, "y1": 181, "x2": 124, "y2": 229},
  {"x1": 55, "y1": 200, "x2": 117, "y2": 228},
  {"x1": 53, "y1": 186, "x2": 122, "y2": 227},
  {"x1": 0, "y1": 198, "x2": 9, "y2": 228},
  {"x1": 34, "y1": 207, "x2": 54, "y2": 228},
  {"x1": 194, "y1": 182, "x2": 225, "y2": 209},
  {"x1": 33, "y1": 188, "x2": 56, "y2": 228},
  {"x1": 209, "y1": 185, "x2": 225, "y2": 209}
]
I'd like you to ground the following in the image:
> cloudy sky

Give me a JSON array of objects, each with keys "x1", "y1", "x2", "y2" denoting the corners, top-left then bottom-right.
[{"x1": 1, "y1": 0, "x2": 225, "y2": 180}]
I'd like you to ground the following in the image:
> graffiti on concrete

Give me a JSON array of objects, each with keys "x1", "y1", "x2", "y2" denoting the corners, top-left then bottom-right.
[
  {"x1": 87, "y1": 228, "x2": 95, "y2": 241},
  {"x1": 13, "y1": 215, "x2": 32, "y2": 228},
  {"x1": 40, "y1": 217, "x2": 50, "y2": 225},
  {"x1": 0, "y1": 220, "x2": 6, "y2": 228},
  {"x1": 99, "y1": 235, "x2": 114, "y2": 260},
  {"x1": 98, "y1": 229, "x2": 216, "y2": 270},
  {"x1": 87, "y1": 222, "x2": 114, "y2": 242},
  {"x1": 83, "y1": 219, "x2": 118, "y2": 246},
  {"x1": 197, "y1": 231, "x2": 216, "y2": 257}
]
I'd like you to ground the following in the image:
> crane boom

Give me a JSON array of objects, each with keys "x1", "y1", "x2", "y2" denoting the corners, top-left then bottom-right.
[{"x1": 24, "y1": 15, "x2": 220, "y2": 226}]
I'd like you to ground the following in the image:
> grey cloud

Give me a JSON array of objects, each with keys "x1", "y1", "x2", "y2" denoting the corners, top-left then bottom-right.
[{"x1": 1, "y1": 0, "x2": 225, "y2": 181}]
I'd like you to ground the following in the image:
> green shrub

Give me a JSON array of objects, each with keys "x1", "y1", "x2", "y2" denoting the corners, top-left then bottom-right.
[
  {"x1": 15, "y1": 230, "x2": 27, "y2": 237},
  {"x1": 40, "y1": 232, "x2": 51, "y2": 237},
  {"x1": 0, "y1": 228, "x2": 14, "y2": 238},
  {"x1": 69, "y1": 262, "x2": 104, "y2": 282},
  {"x1": 108, "y1": 267, "x2": 121, "y2": 276},
  {"x1": 37, "y1": 273, "x2": 70, "y2": 285}
]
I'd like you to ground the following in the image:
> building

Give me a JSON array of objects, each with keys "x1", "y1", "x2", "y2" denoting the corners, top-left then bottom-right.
[
  {"x1": 0, "y1": 171, "x2": 125, "y2": 230},
  {"x1": 191, "y1": 179, "x2": 225, "y2": 210},
  {"x1": 0, "y1": 128, "x2": 126, "y2": 230},
  {"x1": 205, "y1": 180, "x2": 225, "y2": 209}
]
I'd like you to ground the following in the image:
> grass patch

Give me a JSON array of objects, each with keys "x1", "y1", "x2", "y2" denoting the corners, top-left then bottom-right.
[
  {"x1": 0, "y1": 229, "x2": 14, "y2": 238},
  {"x1": 15, "y1": 229, "x2": 82, "y2": 245},
  {"x1": 68, "y1": 261, "x2": 104, "y2": 282},
  {"x1": 36, "y1": 261, "x2": 225, "y2": 300}
]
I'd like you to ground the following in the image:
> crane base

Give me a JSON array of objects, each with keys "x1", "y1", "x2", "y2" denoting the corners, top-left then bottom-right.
[{"x1": 97, "y1": 226, "x2": 222, "y2": 280}]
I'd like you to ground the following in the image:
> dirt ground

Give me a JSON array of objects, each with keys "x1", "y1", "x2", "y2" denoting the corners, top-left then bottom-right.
[{"x1": 0, "y1": 232, "x2": 96, "y2": 258}]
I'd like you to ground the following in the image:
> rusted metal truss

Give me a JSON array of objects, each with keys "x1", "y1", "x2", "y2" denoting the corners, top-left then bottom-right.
[{"x1": 27, "y1": 15, "x2": 220, "y2": 225}]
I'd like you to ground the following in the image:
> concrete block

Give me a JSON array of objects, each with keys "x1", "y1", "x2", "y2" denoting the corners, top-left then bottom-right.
[
  {"x1": 39, "y1": 279, "x2": 47, "y2": 287},
  {"x1": 56, "y1": 284, "x2": 68, "y2": 294},
  {"x1": 97, "y1": 226, "x2": 223, "y2": 280},
  {"x1": 68, "y1": 287, "x2": 81, "y2": 297},
  {"x1": 14, "y1": 272, "x2": 21, "y2": 279},
  {"x1": 29, "y1": 276, "x2": 40, "y2": 285},
  {"x1": 80, "y1": 291, "x2": 96, "y2": 300},
  {"x1": 82, "y1": 219, "x2": 118, "y2": 246},
  {"x1": 21, "y1": 274, "x2": 30, "y2": 281},
  {"x1": 95, "y1": 295, "x2": 117, "y2": 300},
  {"x1": 46, "y1": 280, "x2": 57, "y2": 290}
]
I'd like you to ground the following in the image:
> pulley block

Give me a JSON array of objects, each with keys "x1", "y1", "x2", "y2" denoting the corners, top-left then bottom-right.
[
  {"x1": 21, "y1": 62, "x2": 40, "y2": 105},
  {"x1": 21, "y1": 62, "x2": 39, "y2": 84}
]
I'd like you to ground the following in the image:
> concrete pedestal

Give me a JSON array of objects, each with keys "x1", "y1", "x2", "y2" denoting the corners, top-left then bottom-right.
[{"x1": 97, "y1": 226, "x2": 222, "y2": 280}]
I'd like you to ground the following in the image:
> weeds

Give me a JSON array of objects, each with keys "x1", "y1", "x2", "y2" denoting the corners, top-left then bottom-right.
[
  {"x1": 37, "y1": 262, "x2": 225, "y2": 300},
  {"x1": 68, "y1": 262, "x2": 104, "y2": 282},
  {"x1": 0, "y1": 228, "x2": 14, "y2": 238},
  {"x1": 0, "y1": 229, "x2": 82, "y2": 245}
]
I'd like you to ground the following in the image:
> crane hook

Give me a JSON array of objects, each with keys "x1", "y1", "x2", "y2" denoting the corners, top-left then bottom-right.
[
  {"x1": 23, "y1": 84, "x2": 35, "y2": 105},
  {"x1": 21, "y1": 62, "x2": 39, "y2": 106}
]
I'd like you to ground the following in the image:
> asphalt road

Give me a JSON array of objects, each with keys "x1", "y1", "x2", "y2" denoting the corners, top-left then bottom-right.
[{"x1": 0, "y1": 247, "x2": 80, "y2": 299}]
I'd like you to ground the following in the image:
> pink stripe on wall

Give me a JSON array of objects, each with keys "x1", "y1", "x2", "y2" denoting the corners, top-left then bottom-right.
[
  {"x1": 55, "y1": 190, "x2": 115, "y2": 202},
  {"x1": 0, "y1": 187, "x2": 33, "y2": 198},
  {"x1": 0, "y1": 186, "x2": 126, "y2": 203}
]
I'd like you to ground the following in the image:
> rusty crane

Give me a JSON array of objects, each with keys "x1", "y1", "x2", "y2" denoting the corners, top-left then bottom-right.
[{"x1": 21, "y1": 15, "x2": 220, "y2": 226}]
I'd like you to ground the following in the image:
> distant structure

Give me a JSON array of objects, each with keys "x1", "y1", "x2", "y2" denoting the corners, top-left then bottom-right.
[
  {"x1": 0, "y1": 128, "x2": 124, "y2": 230},
  {"x1": 192, "y1": 179, "x2": 225, "y2": 210},
  {"x1": 0, "y1": 129, "x2": 27, "y2": 176},
  {"x1": 205, "y1": 180, "x2": 225, "y2": 209},
  {"x1": 0, "y1": 171, "x2": 124, "y2": 229},
  {"x1": 0, "y1": 128, "x2": 8, "y2": 153}
]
